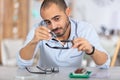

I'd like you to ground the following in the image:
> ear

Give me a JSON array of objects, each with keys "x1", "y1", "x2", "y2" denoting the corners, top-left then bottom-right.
[{"x1": 65, "y1": 7, "x2": 71, "y2": 16}]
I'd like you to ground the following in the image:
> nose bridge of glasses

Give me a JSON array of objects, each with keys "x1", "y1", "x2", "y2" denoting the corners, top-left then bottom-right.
[{"x1": 50, "y1": 67, "x2": 59, "y2": 72}]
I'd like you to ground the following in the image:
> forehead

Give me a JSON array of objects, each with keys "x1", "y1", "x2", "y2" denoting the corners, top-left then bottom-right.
[{"x1": 40, "y1": 3, "x2": 65, "y2": 20}]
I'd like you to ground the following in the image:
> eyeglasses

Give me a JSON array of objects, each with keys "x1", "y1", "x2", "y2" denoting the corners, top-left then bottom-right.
[
  {"x1": 46, "y1": 39, "x2": 73, "y2": 49},
  {"x1": 25, "y1": 66, "x2": 59, "y2": 74}
]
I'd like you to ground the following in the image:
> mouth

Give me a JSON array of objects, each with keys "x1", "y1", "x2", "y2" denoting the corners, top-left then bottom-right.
[
  {"x1": 52, "y1": 28, "x2": 62, "y2": 34},
  {"x1": 51, "y1": 27, "x2": 65, "y2": 37}
]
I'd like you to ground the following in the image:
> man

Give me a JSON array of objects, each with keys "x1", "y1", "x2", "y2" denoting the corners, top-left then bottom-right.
[{"x1": 17, "y1": 0, "x2": 110, "y2": 68}]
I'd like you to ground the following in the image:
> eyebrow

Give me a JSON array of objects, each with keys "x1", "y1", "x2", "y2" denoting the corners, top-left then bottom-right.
[
  {"x1": 51, "y1": 15, "x2": 60, "y2": 20},
  {"x1": 44, "y1": 20, "x2": 50, "y2": 22},
  {"x1": 43, "y1": 15, "x2": 61, "y2": 22}
]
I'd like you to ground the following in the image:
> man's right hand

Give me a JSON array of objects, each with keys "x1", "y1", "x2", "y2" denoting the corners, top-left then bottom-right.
[
  {"x1": 32, "y1": 26, "x2": 52, "y2": 43},
  {"x1": 19, "y1": 26, "x2": 51, "y2": 60}
]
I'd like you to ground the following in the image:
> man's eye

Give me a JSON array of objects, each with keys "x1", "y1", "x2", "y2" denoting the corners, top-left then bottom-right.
[
  {"x1": 54, "y1": 17, "x2": 59, "y2": 21},
  {"x1": 46, "y1": 21, "x2": 51, "y2": 25}
]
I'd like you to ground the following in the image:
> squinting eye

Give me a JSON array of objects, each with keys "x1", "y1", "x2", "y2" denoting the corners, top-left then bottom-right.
[
  {"x1": 45, "y1": 21, "x2": 51, "y2": 25},
  {"x1": 54, "y1": 17, "x2": 59, "y2": 21}
]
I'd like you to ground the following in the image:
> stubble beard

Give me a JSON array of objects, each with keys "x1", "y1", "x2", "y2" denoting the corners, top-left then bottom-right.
[{"x1": 56, "y1": 19, "x2": 70, "y2": 37}]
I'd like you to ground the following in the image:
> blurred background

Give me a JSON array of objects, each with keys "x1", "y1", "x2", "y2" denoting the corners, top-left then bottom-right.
[{"x1": 0, "y1": 0, "x2": 120, "y2": 67}]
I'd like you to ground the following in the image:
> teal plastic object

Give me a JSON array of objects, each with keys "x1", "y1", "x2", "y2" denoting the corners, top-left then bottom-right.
[{"x1": 69, "y1": 71, "x2": 92, "y2": 78}]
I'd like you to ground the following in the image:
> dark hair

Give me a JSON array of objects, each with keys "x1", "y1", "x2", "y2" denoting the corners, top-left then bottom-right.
[{"x1": 40, "y1": 0, "x2": 67, "y2": 11}]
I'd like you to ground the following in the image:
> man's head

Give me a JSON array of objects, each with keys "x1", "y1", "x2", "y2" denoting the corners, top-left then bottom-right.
[
  {"x1": 40, "y1": 0, "x2": 71, "y2": 37},
  {"x1": 41, "y1": 0, "x2": 67, "y2": 11}
]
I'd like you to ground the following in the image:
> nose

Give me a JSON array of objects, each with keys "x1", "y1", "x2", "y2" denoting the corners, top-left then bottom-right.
[{"x1": 51, "y1": 22, "x2": 57, "y2": 29}]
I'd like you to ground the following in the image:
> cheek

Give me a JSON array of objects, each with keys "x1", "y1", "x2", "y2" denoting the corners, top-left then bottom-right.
[
  {"x1": 59, "y1": 20, "x2": 66, "y2": 27},
  {"x1": 55, "y1": 22, "x2": 64, "y2": 28}
]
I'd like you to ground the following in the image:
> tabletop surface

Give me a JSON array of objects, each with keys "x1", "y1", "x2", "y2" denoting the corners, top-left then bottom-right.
[{"x1": 0, "y1": 66, "x2": 120, "y2": 80}]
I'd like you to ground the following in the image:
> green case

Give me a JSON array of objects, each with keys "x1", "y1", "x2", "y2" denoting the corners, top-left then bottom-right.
[{"x1": 69, "y1": 71, "x2": 92, "y2": 78}]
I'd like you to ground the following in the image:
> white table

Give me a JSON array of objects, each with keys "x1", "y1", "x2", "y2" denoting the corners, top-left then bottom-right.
[
  {"x1": 0, "y1": 66, "x2": 17, "y2": 80},
  {"x1": 0, "y1": 66, "x2": 120, "y2": 80}
]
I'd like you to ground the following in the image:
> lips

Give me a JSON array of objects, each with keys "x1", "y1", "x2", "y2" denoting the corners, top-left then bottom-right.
[
  {"x1": 52, "y1": 28, "x2": 61, "y2": 34},
  {"x1": 54, "y1": 30, "x2": 60, "y2": 33}
]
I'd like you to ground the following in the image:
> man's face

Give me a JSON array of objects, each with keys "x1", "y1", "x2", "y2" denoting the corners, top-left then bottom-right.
[{"x1": 40, "y1": 3, "x2": 70, "y2": 37}]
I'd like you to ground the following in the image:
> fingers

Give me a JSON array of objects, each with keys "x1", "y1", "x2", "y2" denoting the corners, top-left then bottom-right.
[
  {"x1": 72, "y1": 38, "x2": 92, "y2": 52},
  {"x1": 72, "y1": 38, "x2": 85, "y2": 48},
  {"x1": 33, "y1": 26, "x2": 52, "y2": 42}
]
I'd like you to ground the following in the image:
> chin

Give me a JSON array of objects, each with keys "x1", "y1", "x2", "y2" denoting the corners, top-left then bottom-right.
[{"x1": 56, "y1": 34, "x2": 64, "y2": 37}]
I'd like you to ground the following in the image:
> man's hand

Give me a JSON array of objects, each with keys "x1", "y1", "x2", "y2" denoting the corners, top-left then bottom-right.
[
  {"x1": 32, "y1": 26, "x2": 51, "y2": 43},
  {"x1": 72, "y1": 37, "x2": 108, "y2": 65},
  {"x1": 72, "y1": 38, "x2": 93, "y2": 54},
  {"x1": 20, "y1": 26, "x2": 52, "y2": 60}
]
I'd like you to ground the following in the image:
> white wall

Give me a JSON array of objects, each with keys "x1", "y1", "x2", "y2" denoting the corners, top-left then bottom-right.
[
  {"x1": 29, "y1": 0, "x2": 43, "y2": 30},
  {"x1": 72, "y1": 0, "x2": 120, "y2": 31}
]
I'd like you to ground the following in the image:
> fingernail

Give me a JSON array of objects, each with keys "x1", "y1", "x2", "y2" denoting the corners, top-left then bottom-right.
[
  {"x1": 49, "y1": 34, "x2": 51, "y2": 37},
  {"x1": 48, "y1": 30, "x2": 51, "y2": 32}
]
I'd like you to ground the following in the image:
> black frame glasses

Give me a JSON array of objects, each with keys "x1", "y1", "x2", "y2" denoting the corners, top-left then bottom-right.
[
  {"x1": 46, "y1": 39, "x2": 73, "y2": 49},
  {"x1": 25, "y1": 66, "x2": 59, "y2": 74}
]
